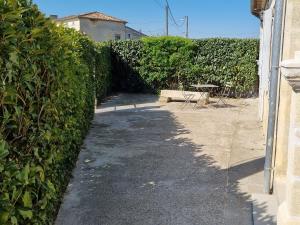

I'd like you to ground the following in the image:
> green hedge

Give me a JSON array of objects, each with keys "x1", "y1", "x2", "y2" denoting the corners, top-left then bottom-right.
[
  {"x1": 110, "y1": 40, "x2": 145, "y2": 92},
  {"x1": 0, "y1": 1, "x2": 111, "y2": 224},
  {"x1": 111, "y1": 37, "x2": 259, "y2": 95},
  {"x1": 0, "y1": 2, "x2": 259, "y2": 224},
  {"x1": 193, "y1": 39, "x2": 259, "y2": 95},
  {"x1": 95, "y1": 43, "x2": 112, "y2": 100}
]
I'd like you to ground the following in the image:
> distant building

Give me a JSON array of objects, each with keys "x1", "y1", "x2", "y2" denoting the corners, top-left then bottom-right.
[
  {"x1": 55, "y1": 11, "x2": 146, "y2": 42},
  {"x1": 125, "y1": 26, "x2": 145, "y2": 40}
]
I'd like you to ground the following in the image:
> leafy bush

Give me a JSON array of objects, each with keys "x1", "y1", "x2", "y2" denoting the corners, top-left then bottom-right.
[
  {"x1": 0, "y1": 2, "x2": 258, "y2": 224},
  {"x1": 139, "y1": 37, "x2": 196, "y2": 92},
  {"x1": 110, "y1": 40, "x2": 145, "y2": 92},
  {"x1": 0, "y1": 1, "x2": 111, "y2": 224},
  {"x1": 95, "y1": 43, "x2": 112, "y2": 100},
  {"x1": 111, "y1": 37, "x2": 259, "y2": 95},
  {"x1": 193, "y1": 38, "x2": 259, "y2": 95}
]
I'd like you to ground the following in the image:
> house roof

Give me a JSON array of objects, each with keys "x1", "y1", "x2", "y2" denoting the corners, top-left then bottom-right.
[
  {"x1": 57, "y1": 11, "x2": 127, "y2": 24},
  {"x1": 125, "y1": 26, "x2": 147, "y2": 37},
  {"x1": 251, "y1": 0, "x2": 268, "y2": 17}
]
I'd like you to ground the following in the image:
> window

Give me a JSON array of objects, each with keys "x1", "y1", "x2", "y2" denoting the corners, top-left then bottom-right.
[
  {"x1": 128, "y1": 33, "x2": 131, "y2": 39},
  {"x1": 115, "y1": 34, "x2": 121, "y2": 40}
]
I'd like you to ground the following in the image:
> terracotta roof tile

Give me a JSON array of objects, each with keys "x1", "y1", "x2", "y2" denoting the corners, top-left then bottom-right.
[
  {"x1": 79, "y1": 12, "x2": 127, "y2": 23},
  {"x1": 56, "y1": 15, "x2": 78, "y2": 21},
  {"x1": 57, "y1": 11, "x2": 127, "y2": 23}
]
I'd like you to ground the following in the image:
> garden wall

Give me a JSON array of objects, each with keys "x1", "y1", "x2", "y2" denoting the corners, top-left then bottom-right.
[
  {"x1": 111, "y1": 37, "x2": 259, "y2": 96},
  {"x1": 0, "y1": 1, "x2": 111, "y2": 224}
]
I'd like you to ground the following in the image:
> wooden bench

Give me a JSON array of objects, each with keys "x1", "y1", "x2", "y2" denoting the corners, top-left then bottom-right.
[{"x1": 159, "y1": 90, "x2": 209, "y2": 104}]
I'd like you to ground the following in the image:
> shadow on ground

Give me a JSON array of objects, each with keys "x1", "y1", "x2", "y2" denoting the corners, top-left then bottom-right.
[{"x1": 55, "y1": 94, "x2": 275, "y2": 225}]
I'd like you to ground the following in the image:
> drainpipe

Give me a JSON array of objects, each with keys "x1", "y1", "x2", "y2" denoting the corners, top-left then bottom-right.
[{"x1": 264, "y1": 0, "x2": 284, "y2": 194}]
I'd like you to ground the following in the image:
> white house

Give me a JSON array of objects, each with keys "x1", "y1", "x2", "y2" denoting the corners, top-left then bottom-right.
[
  {"x1": 55, "y1": 12, "x2": 146, "y2": 42},
  {"x1": 125, "y1": 26, "x2": 145, "y2": 40}
]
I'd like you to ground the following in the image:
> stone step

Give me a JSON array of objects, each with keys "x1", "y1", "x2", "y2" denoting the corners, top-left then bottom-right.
[{"x1": 251, "y1": 193, "x2": 278, "y2": 225}]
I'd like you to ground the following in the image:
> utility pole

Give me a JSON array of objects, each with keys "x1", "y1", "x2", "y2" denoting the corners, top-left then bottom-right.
[
  {"x1": 165, "y1": 5, "x2": 169, "y2": 36},
  {"x1": 185, "y1": 16, "x2": 189, "y2": 38}
]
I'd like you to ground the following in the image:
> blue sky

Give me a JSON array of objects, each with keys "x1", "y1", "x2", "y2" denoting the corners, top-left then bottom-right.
[{"x1": 33, "y1": 0, "x2": 260, "y2": 39}]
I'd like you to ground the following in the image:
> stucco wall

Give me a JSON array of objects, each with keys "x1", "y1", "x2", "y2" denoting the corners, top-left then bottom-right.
[
  {"x1": 275, "y1": 0, "x2": 300, "y2": 178},
  {"x1": 125, "y1": 27, "x2": 144, "y2": 40},
  {"x1": 58, "y1": 18, "x2": 80, "y2": 31},
  {"x1": 274, "y1": 0, "x2": 300, "y2": 206},
  {"x1": 275, "y1": 78, "x2": 292, "y2": 178},
  {"x1": 283, "y1": 0, "x2": 300, "y2": 59},
  {"x1": 257, "y1": 0, "x2": 300, "y2": 204},
  {"x1": 80, "y1": 18, "x2": 126, "y2": 42},
  {"x1": 258, "y1": 6, "x2": 273, "y2": 134}
]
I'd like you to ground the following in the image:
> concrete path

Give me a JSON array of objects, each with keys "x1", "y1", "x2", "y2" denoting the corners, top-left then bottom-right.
[{"x1": 55, "y1": 94, "x2": 274, "y2": 225}]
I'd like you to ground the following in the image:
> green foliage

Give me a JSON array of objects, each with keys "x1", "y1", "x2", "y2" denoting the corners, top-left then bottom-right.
[
  {"x1": 0, "y1": 2, "x2": 258, "y2": 224},
  {"x1": 110, "y1": 40, "x2": 145, "y2": 92},
  {"x1": 139, "y1": 37, "x2": 195, "y2": 92},
  {"x1": 111, "y1": 37, "x2": 259, "y2": 95},
  {"x1": 193, "y1": 38, "x2": 259, "y2": 95},
  {"x1": 0, "y1": 1, "x2": 111, "y2": 224},
  {"x1": 95, "y1": 43, "x2": 112, "y2": 100}
]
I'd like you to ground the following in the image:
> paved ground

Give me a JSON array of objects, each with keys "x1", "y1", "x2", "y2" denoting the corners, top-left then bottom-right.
[{"x1": 55, "y1": 94, "x2": 274, "y2": 225}]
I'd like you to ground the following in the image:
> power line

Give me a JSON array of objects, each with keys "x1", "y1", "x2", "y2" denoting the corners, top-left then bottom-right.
[
  {"x1": 128, "y1": 20, "x2": 164, "y2": 26},
  {"x1": 165, "y1": 0, "x2": 189, "y2": 38},
  {"x1": 165, "y1": 0, "x2": 180, "y2": 27},
  {"x1": 153, "y1": 0, "x2": 164, "y2": 9}
]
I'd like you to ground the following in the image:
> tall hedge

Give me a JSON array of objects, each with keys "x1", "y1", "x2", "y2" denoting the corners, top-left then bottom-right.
[
  {"x1": 0, "y1": 2, "x2": 259, "y2": 224},
  {"x1": 0, "y1": 1, "x2": 111, "y2": 224},
  {"x1": 111, "y1": 37, "x2": 259, "y2": 95},
  {"x1": 95, "y1": 43, "x2": 112, "y2": 100},
  {"x1": 193, "y1": 39, "x2": 259, "y2": 95},
  {"x1": 110, "y1": 40, "x2": 145, "y2": 92}
]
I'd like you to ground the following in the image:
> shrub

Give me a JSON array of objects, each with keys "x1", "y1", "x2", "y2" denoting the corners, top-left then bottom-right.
[
  {"x1": 110, "y1": 40, "x2": 145, "y2": 92},
  {"x1": 139, "y1": 37, "x2": 196, "y2": 92},
  {"x1": 0, "y1": 2, "x2": 258, "y2": 224},
  {"x1": 193, "y1": 38, "x2": 259, "y2": 95},
  {"x1": 110, "y1": 37, "x2": 259, "y2": 95},
  {"x1": 0, "y1": 1, "x2": 111, "y2": 224},
  {"x1": 95, "y1": 43, "x2": 112, "y2": 100}
]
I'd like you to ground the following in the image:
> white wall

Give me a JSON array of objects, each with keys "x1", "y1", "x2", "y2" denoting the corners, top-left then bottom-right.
[
  {"x1": 79, "y1": 19, "x2": 126, "y2": 42},
  {"x1": 125, "y1": 27, "x2": 144, "y2": 40},
  {"x1": 258, "y1": 6, "x2": 273, "y2": 121},
  {"x1": 60, "y1": 18, "x2": 80, "y2": 31}
]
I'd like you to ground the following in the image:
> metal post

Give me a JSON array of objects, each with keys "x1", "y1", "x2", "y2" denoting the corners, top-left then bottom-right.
[
  {"x1": 264, "y1": 0, "x2": 284, "y2": 194},
  {"x1": 185, "y1": 16, "x2": 189, "y2": 38},
  {"x1": 165, "y1": 5, "x2": 169, "y2": 36}
]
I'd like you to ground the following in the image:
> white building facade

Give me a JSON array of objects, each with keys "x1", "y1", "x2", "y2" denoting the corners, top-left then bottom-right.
[{"x1": 55, "y1": 12, "x2": 145, "y2": 42}]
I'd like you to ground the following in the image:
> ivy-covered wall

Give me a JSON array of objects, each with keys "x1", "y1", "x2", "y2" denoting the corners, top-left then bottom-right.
[
  {"x1": 0, "y1": 1, "x2": 111, "y2": 224},
  {"x1": 111, "y1": 37, "x2": 259, "y2": 95}
]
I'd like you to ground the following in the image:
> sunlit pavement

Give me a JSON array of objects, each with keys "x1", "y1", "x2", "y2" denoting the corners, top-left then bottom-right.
[{"x1": 55, "y1": 94, "x2": 273, "y2": 225}]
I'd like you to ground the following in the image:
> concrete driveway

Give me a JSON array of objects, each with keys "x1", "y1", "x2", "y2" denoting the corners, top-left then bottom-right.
[{"x1": 55, "y1": 94, "x2": 273, "y2": 225}]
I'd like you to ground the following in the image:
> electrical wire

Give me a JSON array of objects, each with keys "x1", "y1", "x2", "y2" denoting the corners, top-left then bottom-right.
[
  {"x1": 153, "y1": 0, "x2": 164, "y2": 9},
  {"x1": 165, "y1": 0, "x2": 180, "y2": 27},
  {"x1": 152, "y1": 0, "x2": 187, "y2": 37}
]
